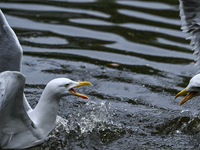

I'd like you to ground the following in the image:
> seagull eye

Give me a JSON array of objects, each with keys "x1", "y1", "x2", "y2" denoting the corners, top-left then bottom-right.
[{"x1": 65, "y1": 84, "x2": 70, "y2": 87}]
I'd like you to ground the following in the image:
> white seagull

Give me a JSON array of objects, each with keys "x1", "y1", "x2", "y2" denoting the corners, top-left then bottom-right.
[
  {"x1": 0, "y1": 10, "x2": 91, "y2": 149},
  {"x1": 175, "y1": 0, "x2": 200, "y2": 105}
]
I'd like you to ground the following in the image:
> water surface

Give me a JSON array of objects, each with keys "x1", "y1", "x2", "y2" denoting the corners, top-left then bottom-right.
[{"x1": 1, "y1": 0, "x2": 200, "y2": 149}]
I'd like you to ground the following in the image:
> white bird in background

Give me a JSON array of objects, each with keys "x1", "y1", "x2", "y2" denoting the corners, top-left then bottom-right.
[
  {"x1": 175, "y1": 0, "x2": 200, "y2": 105},
  {"x1": 0, "y1": 9, "x2": 92, "y2": 149}
]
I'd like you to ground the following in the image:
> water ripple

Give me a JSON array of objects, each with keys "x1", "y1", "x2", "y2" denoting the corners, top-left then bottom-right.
[{"x1": 1, "y1": 0, "x2": 200, "y2": 149}]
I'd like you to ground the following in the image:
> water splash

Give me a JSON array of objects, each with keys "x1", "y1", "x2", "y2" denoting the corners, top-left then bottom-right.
[
  {"x1": 67, "y1": 101, "x2": 114, "y2": 134},
  {"x1": 39, "y1": 101, "x2": 125, "y2": 149}
]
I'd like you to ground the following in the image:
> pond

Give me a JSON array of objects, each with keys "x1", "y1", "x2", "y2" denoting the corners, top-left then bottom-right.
[{"x1": 1, "y1": 0, "x2": 200, "y2": 149}]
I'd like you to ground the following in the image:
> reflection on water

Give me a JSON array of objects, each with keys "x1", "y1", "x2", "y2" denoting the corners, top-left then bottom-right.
[{"x1": 1, "y1": 0, "x2": 200, "y2": 149}]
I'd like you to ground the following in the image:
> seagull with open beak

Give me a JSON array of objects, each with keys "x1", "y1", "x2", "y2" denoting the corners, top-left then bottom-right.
[{"x1": 175, "y1": 74, "x2": 200, "y2": 106}]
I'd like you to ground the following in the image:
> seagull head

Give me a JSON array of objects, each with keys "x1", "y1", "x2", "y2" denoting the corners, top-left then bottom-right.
[
  {"x1": 175, "y1": 74, "x2": 200, "y2": 106},
  {"x1": 45, "y1": 78, "x2": 92, "y2": 99}
]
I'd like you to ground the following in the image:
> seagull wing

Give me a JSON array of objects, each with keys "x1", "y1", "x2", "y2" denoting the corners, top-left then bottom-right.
[
  {"x1": 0, "y1": 10, "x2": 32, "y2": 112},
  {"x1": 0, "y1": 9, "x2": 22, "y2": 72},
  {"x1": 0, "y1": 71, "x2": 33, "y2": 148},
  {"x1": 179, "y1": 0, "x2": 200, "y2": 65}
]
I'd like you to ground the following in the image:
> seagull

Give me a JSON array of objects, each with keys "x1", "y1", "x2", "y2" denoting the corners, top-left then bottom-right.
[
  {"x1": 175, "y1": 0, "x2": 200, "y2": 105},
  {"x1": 0, "y1": 9, "x2": 92, "y2": 149}
]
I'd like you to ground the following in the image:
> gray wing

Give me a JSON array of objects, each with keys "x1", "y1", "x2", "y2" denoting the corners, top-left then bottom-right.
[
  {"x1": 0, "y1": 71, "x2": 33, "y2": 148},
  {"x1": 0, "y1": 10, "x2": 32, "y2": 112},
  {"x1": 0, "y1": 9, "x2": 22, "y2": 72},
  {"x1": 179, "y1": 0, "x2": 200, "y2": 65}
]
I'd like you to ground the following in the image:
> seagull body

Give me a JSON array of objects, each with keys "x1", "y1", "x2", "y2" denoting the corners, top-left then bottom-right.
[
  {"x1": 0, "y1": 71, "x2": 91, "y2": 149},
  {"x1": 0, "y1": 10, "x2": 91, "y2": 149},
  {"x1": 175, "y1": 0, "x2": 200, "y2": 105}
]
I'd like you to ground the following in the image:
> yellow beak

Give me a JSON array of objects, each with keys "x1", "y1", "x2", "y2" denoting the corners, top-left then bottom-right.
[
  {"x1": 175, "y1": 88, "x2": 198, "y2": 106},
  {"x1": 75, "y1": 81, "x2": 92, "y2": 88},
  {"x1": 69, "y1": 81, "x2": 92, "y2": 99}
]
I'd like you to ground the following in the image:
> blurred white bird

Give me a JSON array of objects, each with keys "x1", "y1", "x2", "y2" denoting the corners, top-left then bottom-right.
[{"x1": 175, "y1": 0, "x2": 200, "y2": 105}]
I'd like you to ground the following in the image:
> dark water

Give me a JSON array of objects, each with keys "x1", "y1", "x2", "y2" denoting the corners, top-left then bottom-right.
[{"x1": 1, "y1": 0, "x2": 200, "y2": 149}]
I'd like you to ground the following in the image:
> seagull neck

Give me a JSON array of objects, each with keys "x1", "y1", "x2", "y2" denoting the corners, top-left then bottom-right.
[{"x1": 29, "y1": 87, "x2": 61, "y2": 136}]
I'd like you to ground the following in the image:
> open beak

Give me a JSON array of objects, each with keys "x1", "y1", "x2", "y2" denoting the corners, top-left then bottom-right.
[
  {"x1": 69, "y1": 81, "x2": 92, "y2": 99},
  {"x1": 175, "y1": 88, "x2": 198, "y2": 106}
]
